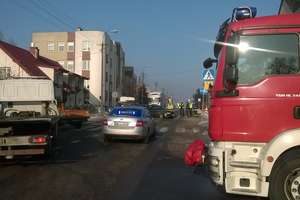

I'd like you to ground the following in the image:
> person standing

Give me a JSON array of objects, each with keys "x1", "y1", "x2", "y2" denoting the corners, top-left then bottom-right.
[
  {"x1": 188, "y1": 100, "x2": 193, "y2": 117},
  {"x1": 185, "y1": 101, "x2": 190, "y2": 117},
  {"x1": 179, "y1": 102, "x2": 184, "y2": 117}
]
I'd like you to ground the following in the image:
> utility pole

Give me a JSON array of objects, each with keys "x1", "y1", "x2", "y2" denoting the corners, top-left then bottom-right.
[{"x1": 141, "y1": 71, "x2": 144, "y2": 105}]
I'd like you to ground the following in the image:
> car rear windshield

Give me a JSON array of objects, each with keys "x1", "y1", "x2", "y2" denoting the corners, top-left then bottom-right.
[{"x1": 110, "y1": 108, "x2": 142, "y2": 117}]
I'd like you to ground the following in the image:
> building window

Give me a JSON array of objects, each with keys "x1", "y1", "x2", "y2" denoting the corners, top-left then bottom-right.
[
  {"x1": 105, "y1": 72, "x2": 108, "y2": 82},
  {"x1": 58, "y1": 42, "x2": 65, "y2": 52},
  {"x1": 48, "y1": 42, "x2": 55, "y2": 51},
  {"x1": 67, "y1": 61, "x2": 74, "y2": 72},
  {"x1": 82, "y1": 41, "x2": 90, "y2": 51},
  {"x1": 0, "y1": 67, "x2": 11, "y2": 79},
  {"x1": 82, "y1": 60, "x2": 90, "y2": 70},
  {"x1": 58, "y1": 61, "x2": 65, "y2": 67},
  {"x1": 67, "y1": 42, "x2": 74, "y2": 52}
]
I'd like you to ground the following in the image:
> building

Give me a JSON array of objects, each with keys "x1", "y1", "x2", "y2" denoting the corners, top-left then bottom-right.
[
  {"x1": 122, "y1": 66, "x2": 137, "y2": 97},
  {"x1": 0, "y1": 40, "x2": 89, "y2": 108},
  {"x1": 113, "y1": 41, "x2": 125, "y2": 104},
  {"x1": 0, "y1": 40, "x2": 63, "y2": 79},
  {"x1": 32, "y1": 29, "x2": 125, "y2": 110}
]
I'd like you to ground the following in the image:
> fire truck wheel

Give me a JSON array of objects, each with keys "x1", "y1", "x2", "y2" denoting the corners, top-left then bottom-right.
[{"x1": 269, "y1": 149, "x2": 300, "y2": 200}]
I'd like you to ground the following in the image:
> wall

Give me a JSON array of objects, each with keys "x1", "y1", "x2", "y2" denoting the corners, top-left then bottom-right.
[
  {"x1": 0, "y1": 49, "x2": 30, "y2": 77},
  {"x1": 32, "y1": 32, "x2": 68, "y2": 68},
  {"x1": 75, "y1": 31, "x2": 105, "y2": 107}
]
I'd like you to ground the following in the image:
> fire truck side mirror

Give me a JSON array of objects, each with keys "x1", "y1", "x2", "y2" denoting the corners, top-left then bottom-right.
[{"x1": 203, "y1": 57, "x2": 218, "y2": 69}]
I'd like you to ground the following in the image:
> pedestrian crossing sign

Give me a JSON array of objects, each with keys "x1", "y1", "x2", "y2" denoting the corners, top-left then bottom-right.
[{"x1": 202, "y1": 69, "x2": 215, "y2": 81}]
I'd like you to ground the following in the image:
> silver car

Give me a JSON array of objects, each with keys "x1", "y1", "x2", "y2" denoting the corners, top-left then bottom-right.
[{"x1": 103, "y1": 106, "x2": 155, "y2": 143}]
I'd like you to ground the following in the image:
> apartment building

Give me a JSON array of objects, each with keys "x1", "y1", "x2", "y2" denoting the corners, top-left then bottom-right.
[
  {"x1": 113, "y1": 41, "x2": 125, "y2": 103},
  {"x1": 32, "y1": 29, "x2": 124, "y2": 110},
  {"x1": 122, "y1": 66, "x2": 137, "y2": 97}
]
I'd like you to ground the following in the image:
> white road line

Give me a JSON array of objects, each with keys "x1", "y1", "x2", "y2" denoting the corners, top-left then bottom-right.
[
  {"x1": 159, "y1": 127, "x2": 169, "y2": 133},
  {"x1": 198, "y1": 121, "x2": 208, "y2": 126},
  {"x1": 175, "y1": 127, "x2": 186, "y2": 133},
  {"x1": 71, "y1": 140, "x2": 81, "y2": 144}
]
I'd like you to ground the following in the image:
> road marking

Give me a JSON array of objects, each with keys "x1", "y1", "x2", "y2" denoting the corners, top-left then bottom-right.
[
  {"x1": 159, "y1": 127, "x2": 168, "y2": 133},
  {"x1": 175, "y1": 127, "x2": 186, "y2": 133},
  {"x1": 71, "y1": 140, "x2": 81, "y2": 144},
  {"x1": 198, "y1": 121, "x2": 208, "y2": 126}
]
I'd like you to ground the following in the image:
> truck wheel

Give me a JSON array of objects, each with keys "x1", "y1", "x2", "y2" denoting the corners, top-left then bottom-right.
[
  {"x1": 44, "y1": 139, "x2": 54, "y2": 159},
  {"x1": 269, "y1": 149, "x2": 300, "y2": 200}
]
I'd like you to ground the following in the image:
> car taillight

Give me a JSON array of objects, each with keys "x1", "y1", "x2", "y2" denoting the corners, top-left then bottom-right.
[
  {"x1": 103, "y1": 119, "x2": 108, "y2": 126},
  {"x1": 29, "y1": 136, "x2": 47, "y2": 144},
  {"x1": 136, "y1": 120, "x2": 144, "y2": 127}
]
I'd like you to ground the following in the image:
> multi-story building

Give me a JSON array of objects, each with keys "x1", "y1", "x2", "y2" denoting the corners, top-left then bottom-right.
[
  {"x1": 122, "y1": 66, "x2": 137, "y2": 98},
  {"x1": 113, "y1": 41, "x2": 125, "y2": 104},
  {"x1": 31, "y1": 28, "x2": 125, "y2": 110}
]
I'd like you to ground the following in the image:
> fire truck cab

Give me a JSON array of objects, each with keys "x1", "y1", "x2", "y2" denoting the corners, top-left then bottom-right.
[{"x1": 202, "y1": 4, "x2": 300, "y2": 200}]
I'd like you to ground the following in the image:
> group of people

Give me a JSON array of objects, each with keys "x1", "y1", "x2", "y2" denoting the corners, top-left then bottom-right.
[{"x1": 178, "y1": 100, "x2": 193, "y2": 117}]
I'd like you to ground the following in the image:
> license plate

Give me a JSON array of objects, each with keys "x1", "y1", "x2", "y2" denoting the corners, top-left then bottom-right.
[
  {"x1": 0, "y1": 137, "x2": 28, "y2": 146},
  {"x1": 115, "y1": 122, "x2": 128, "y2": 126}
]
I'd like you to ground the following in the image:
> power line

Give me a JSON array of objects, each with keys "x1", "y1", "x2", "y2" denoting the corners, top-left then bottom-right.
[
  {"x1": 28, "y1": 0, "x2": 75, "y2": 30},
  {"x1": 10, "y1": 0, "x2": 67, "y2": 30},
  {"x1": 37, "y1": 0, "x2": 78, "y2": 28}
]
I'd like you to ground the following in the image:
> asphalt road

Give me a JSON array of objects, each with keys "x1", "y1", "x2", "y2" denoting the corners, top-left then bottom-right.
[{"x1": 0, "y1": 115, "x2": 263, "y2": 200}]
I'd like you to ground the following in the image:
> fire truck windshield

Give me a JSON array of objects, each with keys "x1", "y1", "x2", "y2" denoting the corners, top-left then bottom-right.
[{"x1": 235, "y1": 34, "x2": 299, "y2": 85}]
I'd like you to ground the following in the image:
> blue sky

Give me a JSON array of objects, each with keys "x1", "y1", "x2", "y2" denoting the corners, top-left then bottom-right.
[{"x1": 0, "y1": 0, "x2": 279, "y2": 100}]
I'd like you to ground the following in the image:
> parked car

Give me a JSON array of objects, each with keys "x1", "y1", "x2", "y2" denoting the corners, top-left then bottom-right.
[
  {"x1": 148, "y1": 104, "x2": 165, "y2": 118},
  {"x1": 103, "y1": 106, "x2": 155, "y2": 143}
]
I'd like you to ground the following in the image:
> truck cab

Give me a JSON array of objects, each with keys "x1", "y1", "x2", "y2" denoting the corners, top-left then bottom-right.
[{"x1": 203, "y1": 7, "x2": 300, "y2": 200}]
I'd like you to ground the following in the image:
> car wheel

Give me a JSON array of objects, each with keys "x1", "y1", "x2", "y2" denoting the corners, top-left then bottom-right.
[{"x1": 269, "y1": 149, "x2": 300, "y2": 200}]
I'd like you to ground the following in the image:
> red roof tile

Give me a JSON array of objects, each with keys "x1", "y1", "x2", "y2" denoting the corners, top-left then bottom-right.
[{"x1": 0, "y1": 40, "x2": 66, "y2": 78}]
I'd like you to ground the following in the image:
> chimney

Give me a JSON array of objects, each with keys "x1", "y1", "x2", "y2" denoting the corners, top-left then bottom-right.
[{"x1": 29, "y1": 47, "x2": 39, "y2": 58}]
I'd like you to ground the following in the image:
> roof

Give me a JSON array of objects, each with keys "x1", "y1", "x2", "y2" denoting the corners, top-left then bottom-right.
[
  {"x1": 0, "y1": 40, "x2": 65, "y2": 77},
  {"x1": 229, "y1": 13, "x2": 300, "y2": 32}
]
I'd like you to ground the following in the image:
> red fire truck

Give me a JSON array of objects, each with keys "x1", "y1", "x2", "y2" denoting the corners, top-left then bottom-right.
[{"x1": 197, "y1": 3, "x2": 300, "y2": 200}]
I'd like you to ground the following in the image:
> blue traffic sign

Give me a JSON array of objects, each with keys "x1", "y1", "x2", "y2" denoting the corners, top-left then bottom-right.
[{"x1": 199, "y1": 88, "x2": 208, "y2": 95}]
